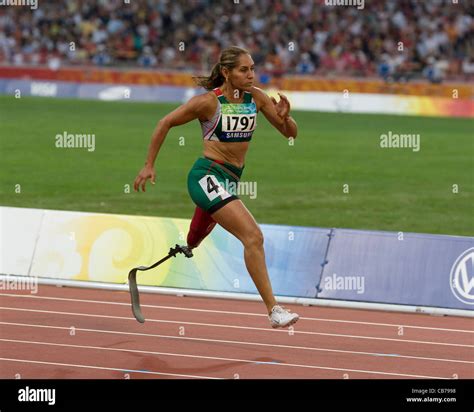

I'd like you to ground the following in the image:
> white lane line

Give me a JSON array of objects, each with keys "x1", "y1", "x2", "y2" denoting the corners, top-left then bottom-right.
[
  {"x1": 2, "y1": 321, "x2": 472, "y2": 365},
  {"x1": 0, "y1": 357, "x2": 220, "y2": 379},
  {"x1": 0, "y1": 306, "x2": 472, "y2": 348},
  {"x1": 0, "y1": 293, "x2": 472, "y2": 334},
  {"x1": 0, "y1": 338, "x2": 453, "y2": 379}
]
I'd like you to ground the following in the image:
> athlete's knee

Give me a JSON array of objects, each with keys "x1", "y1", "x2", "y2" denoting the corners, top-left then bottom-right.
[{"x1": 242, "y1": 227, "x2": 264, "y2": 249}]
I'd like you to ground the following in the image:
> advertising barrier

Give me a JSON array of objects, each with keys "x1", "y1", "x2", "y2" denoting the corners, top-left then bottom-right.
[
  {"x1": 1, "y1": 66, "x2": 472, "y2": 118},
  {"x1": 1, "y1": 206, "x2": 472, "y2": 313},
  {"x1": 318, "y1": 229, "x2": 474, "y2": 310}
]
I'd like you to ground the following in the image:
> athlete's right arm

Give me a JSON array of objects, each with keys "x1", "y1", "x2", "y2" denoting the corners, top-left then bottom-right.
[{"x1": 134, "y1": 94, "x2": 212, "y2": 192}]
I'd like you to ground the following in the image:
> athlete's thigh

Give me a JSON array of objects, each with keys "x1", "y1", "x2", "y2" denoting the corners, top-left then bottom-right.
[{"x1": 211, "y1": 199, "x2": 260, "y2": 242}]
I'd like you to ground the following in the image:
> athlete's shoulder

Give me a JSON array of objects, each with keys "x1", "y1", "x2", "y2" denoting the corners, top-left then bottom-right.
[
  {"x1": 188, "y1": 90, "x2": 216, "y2": 105},
  {"x1": 248, "y1": 86, "x2": 269, "y2": 111},
  {"x1": 186, "y1": 90, "x2": 217, "y2": 121},
  {"x1": 186, "y1": 91, "x2": 217, "y2": 110},
  {"x1": 249, "y1": 86, "x2": 266, "y2": 99}
]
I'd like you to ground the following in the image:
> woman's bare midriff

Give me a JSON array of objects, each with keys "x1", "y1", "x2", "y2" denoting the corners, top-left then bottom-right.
[{"x1": 202, "y1": 140, "x2": 250, "y2": 169}]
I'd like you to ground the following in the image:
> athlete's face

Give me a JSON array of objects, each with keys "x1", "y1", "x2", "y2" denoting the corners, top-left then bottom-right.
[{"x1": 227, "y1": 54, "x2": 255, "y2": 91}]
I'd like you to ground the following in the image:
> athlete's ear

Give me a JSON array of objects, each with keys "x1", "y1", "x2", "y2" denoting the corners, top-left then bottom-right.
[{"x1": 221, "y1": 66, "x2": 229, "y2": 81}]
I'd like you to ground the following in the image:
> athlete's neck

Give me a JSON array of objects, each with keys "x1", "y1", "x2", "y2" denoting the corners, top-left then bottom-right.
[{"x1": 219, "y1": 84, "x2": 245, "y2": 103}]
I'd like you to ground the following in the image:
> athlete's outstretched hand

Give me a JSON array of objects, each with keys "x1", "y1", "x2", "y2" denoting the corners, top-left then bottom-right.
[
  {"x1": 134, "y1": 164, "x2": 156, "y2": 192},
  {"x1": 271, "y1": 92, "x2": 291, "y2": 120}
]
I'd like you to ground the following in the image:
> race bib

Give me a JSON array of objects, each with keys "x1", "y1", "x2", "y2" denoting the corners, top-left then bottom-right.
[
  {"x1": 221, "y1": 114, "x2": 257, "y2": 132},
  {"x1": 198, "y1": 175, "x2": 231, "y2": 201}
]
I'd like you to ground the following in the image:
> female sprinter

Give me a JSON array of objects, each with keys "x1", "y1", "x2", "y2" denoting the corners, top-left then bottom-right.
[{"x1": 133, "y1": 46, "x2": 299, "y2": 328}]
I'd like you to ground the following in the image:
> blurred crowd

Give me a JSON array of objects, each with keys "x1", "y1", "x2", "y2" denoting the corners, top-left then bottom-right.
[{"x1": 0, "y1": 0, "x2": 472, "y2": 82}]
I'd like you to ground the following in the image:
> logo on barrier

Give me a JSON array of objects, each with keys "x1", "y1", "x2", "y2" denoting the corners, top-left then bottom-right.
[{"x1": 450, "y1": 247, "x2": 474, "y2": 305}]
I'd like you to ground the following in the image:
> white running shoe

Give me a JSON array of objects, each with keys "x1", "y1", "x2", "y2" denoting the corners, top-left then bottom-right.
[{"x1": 268, "y1": 305, "x2": 299, "y2": 328}]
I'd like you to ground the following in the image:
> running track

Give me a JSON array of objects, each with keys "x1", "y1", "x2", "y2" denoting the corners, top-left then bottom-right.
[{"x1": 0, "y1": 285, "x2": 473, "y2": 379}]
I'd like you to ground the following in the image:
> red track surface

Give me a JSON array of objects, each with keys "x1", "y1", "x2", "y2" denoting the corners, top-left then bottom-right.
[{"x1": 0, "y1": 285, "x2": 473, "y2": 379}]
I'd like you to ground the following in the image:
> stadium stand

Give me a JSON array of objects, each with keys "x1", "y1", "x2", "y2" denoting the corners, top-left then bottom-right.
[{"x1": 0, "y1": 0, "x2": 472, "y2": 82}]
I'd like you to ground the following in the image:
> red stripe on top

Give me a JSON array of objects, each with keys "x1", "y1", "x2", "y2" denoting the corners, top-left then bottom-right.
[{"x1": 213, "y1": 87, "x2": 222, "y2": 97}]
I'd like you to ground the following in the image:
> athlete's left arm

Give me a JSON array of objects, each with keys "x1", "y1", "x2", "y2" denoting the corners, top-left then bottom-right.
[{"x1": 253, "y1": 87, "x2": 297, "y2": 138}]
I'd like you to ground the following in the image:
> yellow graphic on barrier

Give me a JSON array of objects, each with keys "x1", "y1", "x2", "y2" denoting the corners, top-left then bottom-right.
[{"x1": 30, "y1": 211, "x2": 192, "y2": 286}]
